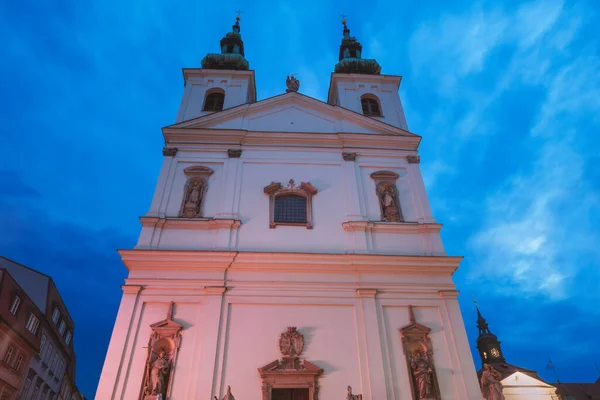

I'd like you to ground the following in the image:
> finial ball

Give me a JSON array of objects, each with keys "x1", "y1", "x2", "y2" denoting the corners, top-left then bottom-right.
[
  {"x1": 236, "y1": 15, "x2": 240, "y2": 21},
  {"x1": 342, "y1": 19, "x2": 346, "y2": 25}
]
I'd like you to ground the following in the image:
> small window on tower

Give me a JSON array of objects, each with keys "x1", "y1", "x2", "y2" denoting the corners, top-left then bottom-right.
[
  {"x1": 361, "y1": 95, "x2": 382, "y2": 117},
  {"x1": 203, "y1": 91, "x2": 225, "y2": 112}
]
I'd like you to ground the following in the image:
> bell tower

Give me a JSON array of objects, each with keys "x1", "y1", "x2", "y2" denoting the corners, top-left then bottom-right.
[
  {"x1": 175, "y1": 15, "x2": 256, "y2": 123},
  {"x1": 475, "y1": 303, "x2": 506, "y2": 365},
  {"x1": 327, "y1": 19, "x2": 409, "y2": 130}
]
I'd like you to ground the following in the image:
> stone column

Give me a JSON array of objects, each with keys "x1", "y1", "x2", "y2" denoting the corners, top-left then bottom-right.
[
  {"x1": 95, "y1": 285, "x2": 143, "y2": 400},
  {"x1": 438, "y1": 290, "x2": 482, "y2": 400},
  {"x1": 356, "y1": 289, "x2": 390, "y2": 400}
]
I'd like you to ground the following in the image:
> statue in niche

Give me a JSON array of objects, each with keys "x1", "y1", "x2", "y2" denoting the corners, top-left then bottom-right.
[
  {"x1": 346, "y1": 386, "x2": 362, "y2": 400},
  {"x1": 481, "y1": 364, "x2": 505, "y2": 400},
  {"x1": 146, "y1": 351, "x2": 170, "y2": 398},
  {"x1": 377, "y1": 182, "x2": 401, "y2": 222},
  {"x1": 410, "y1": 349, "x2": 434, "y2": 399},
  {"x1": 180, "y1": 178, "x2": 205, "y2": 218}
]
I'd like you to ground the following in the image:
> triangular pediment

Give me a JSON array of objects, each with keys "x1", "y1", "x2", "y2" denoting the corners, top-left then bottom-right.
[
  {"x1": 168, "y1": 92, "x2": 415, "y2": 136},
  {"x1": 501, "y1": 372, "x2": 554, "y2": 388},
  {"x1": 400, "y1": 322, "x2": 432, "y2": 336},
  {"x1": 150, "y1": 318, "x2": 182, "y2": 331},
  {"x1": 258, "y1": 359, "x2": 324, "y2": 375}
]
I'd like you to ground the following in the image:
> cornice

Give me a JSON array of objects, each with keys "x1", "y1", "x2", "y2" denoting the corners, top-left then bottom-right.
[
  {"x1": 140, "y1": 217, "x2": 241, "y2": 230},
  {"x1": 118, "y1": 249, "x2": 462, "y2": 274},
  {"x1": 162, "y1": 129, "x2": 420, "y2": 151},
  {"x1": 342, "y1": 221, "x2": 442, "y2": 234}
]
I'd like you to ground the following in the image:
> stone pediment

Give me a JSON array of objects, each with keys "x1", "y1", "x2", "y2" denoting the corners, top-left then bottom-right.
[
  {"x1": 168, "y1": 92, "x2": 415, "y2": 136},
  {"x1": 400, "y1": 321, "x2": 432, "y2": 337},
  {"x1": 258, "y1": 359, "x2": 324, "y2": 375}
]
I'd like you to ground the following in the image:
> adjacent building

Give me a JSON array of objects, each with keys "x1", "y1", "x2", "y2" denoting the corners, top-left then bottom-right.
[
  {"x1": 97, "y1": 17, "x2": 483, "y2": 400},
  {"x1": 0, "y1": 269, "x2": 43, "y2": 399},
  {"x1": 0, "y1": 257, "x2": 78, "y2": 400}
]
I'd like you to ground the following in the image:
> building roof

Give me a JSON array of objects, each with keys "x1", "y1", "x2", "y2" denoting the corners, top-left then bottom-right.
[
  {"x1": 478, "y1": 362, "x2": 547, "y2": 382},
  {"x1": 0, "y1": 256, "x2": 50, "y2": 311},
  {"x1": 553, "y1": 378, "x2": 600, "y2": 399}
]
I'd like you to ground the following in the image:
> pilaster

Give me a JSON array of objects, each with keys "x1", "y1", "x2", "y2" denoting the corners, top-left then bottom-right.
[
  {"x1": 406, "y1": 157, "x2": 436, "y2": 223},
  {"x1": 342, "y1": 153, "x2": 366, "y2": 221},
  {"x1": 356, "y1": 289, "x2": 389, "y2": 400},
  {"x1": 147, "y1": 154, "x2": 177, "y2": 217},
  {"x1": 95, "y1": 285, "x2": 143, "y2": 400},
  {"x1": 215, "y1": 151, "x2": 242, "y2": 219}
]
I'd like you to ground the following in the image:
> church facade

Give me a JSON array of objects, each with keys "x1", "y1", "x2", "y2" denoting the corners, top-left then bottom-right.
[{"x1": 96, "y1": 17, "x2": 483, "y2": 400}]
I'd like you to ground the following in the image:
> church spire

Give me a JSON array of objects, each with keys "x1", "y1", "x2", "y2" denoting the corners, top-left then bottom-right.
[
  {"x1": 474, "y1": 301, "x2": 506, "y2": 365},
  {"x1": 334, "y1": 17, "x2": 381, "y2": 75},
  {"x1": 201, "y1": 14, "x2": 249, "y2": 70}
]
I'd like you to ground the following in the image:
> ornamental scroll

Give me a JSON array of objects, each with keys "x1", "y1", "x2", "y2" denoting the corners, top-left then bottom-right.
[
  {"x1": 140, "y1": 303, "x2": 183, "y2": 400},
  {"x1": 400, "y1": 306, "x2": 441, "y2": 400}
]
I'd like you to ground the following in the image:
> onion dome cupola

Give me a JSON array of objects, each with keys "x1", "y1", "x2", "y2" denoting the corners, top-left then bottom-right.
[
  {"x1": 201, "y1": 16, "x2": 249, "y2": 71},
  {"x1": 334, "y1": 19, "x2": 381, "y2": 75},
  {"x1": 475, "y1": 303, "x2": 506, "y2": 365}
]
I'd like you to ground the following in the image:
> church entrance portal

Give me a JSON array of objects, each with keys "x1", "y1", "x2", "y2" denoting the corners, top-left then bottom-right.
[{"x1": 272, "y1": 388, "x2": 309, "y2": 400}]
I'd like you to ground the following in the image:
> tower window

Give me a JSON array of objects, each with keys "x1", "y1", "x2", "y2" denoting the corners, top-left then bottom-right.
[
  {"x1": 203, "y1": 91, "x2": 225, "y2": 112},
  {"x1": 274, "y1": 195, "x2": 307, "y2": 224},
  {"x1": 361, "y1": 96, "x2": 382, "y2": 117}
]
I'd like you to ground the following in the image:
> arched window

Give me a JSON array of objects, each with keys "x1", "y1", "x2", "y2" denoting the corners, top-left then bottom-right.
[
  {"x1": 203, "y1": 91, "x2": 225, "y2": 112},
  {"x1": 274, "y1": 195, "x2": 307, "y2": 224},
  {"x1": 361, "y1": 95, "x2": 382, "y2": 117},
  {"x1": 264, "y1": 179, "x2": 318, "y2": 229}
]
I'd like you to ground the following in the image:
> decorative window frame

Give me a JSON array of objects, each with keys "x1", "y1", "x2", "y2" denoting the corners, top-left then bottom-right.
[
  {"x1": 370, "y1": 170, "x2": 404, "y2": 222},
  {"x1": 178, "y1": 166, "x2": 214, "y2": 218},
  {"x1": 264, "y1": 179, "x2": 318, "y2": 229}
]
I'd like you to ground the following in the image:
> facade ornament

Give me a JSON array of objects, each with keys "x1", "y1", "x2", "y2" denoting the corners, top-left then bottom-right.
[
  {"x1": 370, "y1": 171, "x2": 404, "y2": 223},
  {"x1": 214, "y1": 385, "x2": 235, "y2": 400},
  {"x1": 346, "y1": 385, "x2": 363, "y2": 400},
  {"x1": 227, "y1": 149, "x2": 242, "y2": 158},
  {"x1": 258, "y1": 327, "x2": 323, "y2": 400},
  {"x1": 286, "y1": 75, "x2": 300, "y2": 93},
  {"x1": 179, "y1": 166, "x2": 214, "y2": 218},
  {"x1": 162, "y1": 147, "x2": 178, "y2": 157},
  {"x1": 141, "y1": 304, "x2": 183, "y2": 400},
  {"x1": 481, "y1": 364, "x2": 505, "y2": 400},
  {"x1": 407, "y1": 155, "x2": 420, "y2": 164},
  {"x1": 400, "y1": 306, "x2": 441, "y2": 400},
  {"x1": 342, "y1": 152, "x2": 357, "y2": 161},
  {"x1": 279, "y1": 327, "x2": 304, "y2": 357}
]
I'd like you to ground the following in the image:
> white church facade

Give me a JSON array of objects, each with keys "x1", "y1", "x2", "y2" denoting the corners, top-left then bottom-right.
[{"x1": 96, "y1": 17, "x2": 484, "y2": 400}]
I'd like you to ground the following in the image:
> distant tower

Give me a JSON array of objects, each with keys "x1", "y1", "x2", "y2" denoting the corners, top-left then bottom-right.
[{"x1": 475, "y1": 304, "x2": 506, "y2": 365}]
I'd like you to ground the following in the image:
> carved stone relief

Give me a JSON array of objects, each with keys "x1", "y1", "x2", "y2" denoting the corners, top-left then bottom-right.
[
  {"x1": 370, "y1": 171, "x2": 404, "y2": 222},
  {"x1": 342, "y1": 152, "x2": 357, "y2": 161},
  {"x1": 140, "y1": 303, "x2": 183, "y2": 400},
  {"x1": 347, "y1": 385, "x2": 363, "y2": 400},
  {"x1": 227, "y1": 149, "x2": 242, "y2": 158},
  {"x1": 407, "y1": 155, "x2": 420, "y2": 164},
  {"x1": 214, "y1": 385, "x2": 236, "y2": 400},
  {"x1": 178, "y1": 166, "x2": 214, "y2": 218},
  {"x1": 400, "y1": 306, "x2": 441, "y2": 400},
  {"x1": 162, "y1": 147, "x2": 178, "y2": 157},
  {"x1": 257, "y1": 327, "x2": 323, "y2": 400}
]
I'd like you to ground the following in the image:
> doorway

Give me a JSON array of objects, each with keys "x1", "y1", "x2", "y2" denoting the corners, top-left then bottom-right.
[{"x1": 271, "y1": 388, "x2": 309, "y2": 400}]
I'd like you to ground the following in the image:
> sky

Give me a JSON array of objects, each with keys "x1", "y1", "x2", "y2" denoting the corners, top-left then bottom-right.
[{"x1": 1, "y1": 0, "x2": 599, "y2": 397}]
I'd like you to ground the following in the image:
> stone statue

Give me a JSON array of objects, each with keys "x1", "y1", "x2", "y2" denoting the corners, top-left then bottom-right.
[
  {"x1": 378, "y1": 183, "x2": 401, "y2": 222},
  {"x1": 215, "y1": 386, "x2": 235, "y2": 400},
  {"x1": 481, "y1": 364, "x2": 505, "y2": 400},
  {"x1": 149, "y1": 351, "x2": 170, "y2": 397},
  {"x1": 180, "y1": 179, "x2": 204, "y2": 218},
  {"x1": 410, "y1": 349, "x2": 434, "y2": 399},
  {"x1": 286, "y1": 75, "x2": 300, "y2": 93},
  {"x1": 346, "y1": 385, "x2": 362, "y2": 400}
]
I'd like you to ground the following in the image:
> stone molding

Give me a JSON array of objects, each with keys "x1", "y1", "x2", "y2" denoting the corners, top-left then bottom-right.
[
  {"x1": 437, "y1": 290, "x2": 460, "y2": 299},
  {"x1": 342, "y1": 152, "x2": 357, "y2": 161},
  {"x1": 407, "y1": 155, "x2": 420, "y2": 164},
  {"x1": 356, "y1": 288, "x2": 378, "y2": 298},
  {"x1": 121, "y1": 285, "x2": 144, "y2": 294},
  {"x1": 227, "y1": 149, "x2": 242, "y2": 158},
  {"x1": 119, "y1": 250, "x2": 462, "y2": 275},
  {"x1": 162, "y1": 147, "x2": 178, "y2": 157},
  {"x1": 140, "y1": 217, "x2": 241, "y2": 231},
  {"x1": 342, "y1": 221, "x2": 442, "y2": 234}
]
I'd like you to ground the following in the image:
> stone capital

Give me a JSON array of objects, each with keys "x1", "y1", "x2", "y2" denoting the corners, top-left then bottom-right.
[
  {"x1": 121, "y1": 285, "x2": 144, "y2": 294},
  {"x1": 356, "y1": 288, "x2": 378, "y2": 298},
  {"x1": 407, "y1": 155, "x2": 420, "y2": 164},
  {"x1": 204, "y1": 286, "x2": 227, "y2": 295},
  {"x1": 437, "y1": 290, "x2": 459, "y2": 299},
  {"x1": 163, "y1": 147, "x2": 178, "y2": 157},
  {"x1": 228, "y1": 149, "x2": 242, "y2": 158},
  {"x1": 342, "y1": 152, "x2": 357, "y2": 161}
]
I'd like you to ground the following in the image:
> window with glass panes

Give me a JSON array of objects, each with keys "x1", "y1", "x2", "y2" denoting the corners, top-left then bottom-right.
[{"x1": 274, "y1": 195, "x2": 307, "y2": 223}]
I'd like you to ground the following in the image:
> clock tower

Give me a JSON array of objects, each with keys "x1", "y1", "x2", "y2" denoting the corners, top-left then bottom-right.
[{"x1": 475, "y1": 304, "x2": 506, "y2": 365}]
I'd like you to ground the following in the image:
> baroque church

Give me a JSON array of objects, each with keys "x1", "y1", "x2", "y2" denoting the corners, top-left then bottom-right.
[{"x1": 97, "y1": 16, "x2": 486, "y2": 400}]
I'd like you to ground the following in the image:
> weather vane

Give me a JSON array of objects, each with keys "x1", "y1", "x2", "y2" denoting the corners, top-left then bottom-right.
[
  {"x1": 236, "y1": 9, "x2": 244, "y2": 20},
  {"x1": 340, "y1": 13, "x2": 347, "y2": 24}
]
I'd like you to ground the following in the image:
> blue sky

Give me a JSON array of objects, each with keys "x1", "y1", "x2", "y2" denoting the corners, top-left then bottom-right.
[{"x1": 1, "y1": 0, "x2": 599, "y2": 397}]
